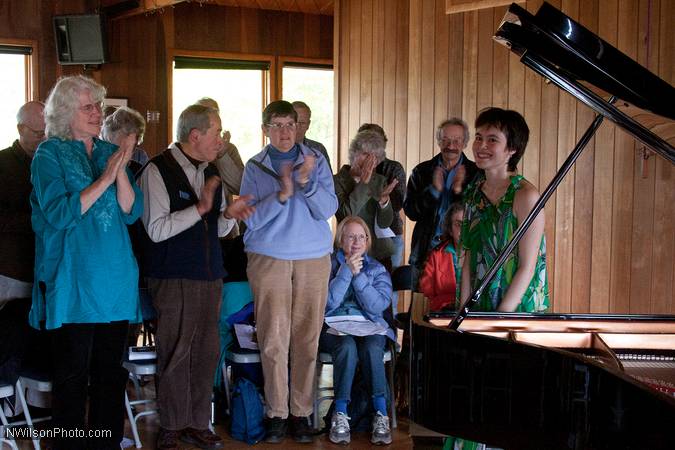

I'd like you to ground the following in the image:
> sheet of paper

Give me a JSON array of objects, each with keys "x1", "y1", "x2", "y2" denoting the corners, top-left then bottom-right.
[
  {"x1": 324, "y1": 314, "x2": 388, "y2": 336},
  {"x1": 374, "y1": 221, "x2": 395, "y2": 238},
  {"x1": 234, "y1": 323, "x2": 259, "y2": 350}
]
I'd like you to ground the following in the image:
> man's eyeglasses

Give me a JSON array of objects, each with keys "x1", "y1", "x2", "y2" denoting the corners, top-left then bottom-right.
[
  {"x1": 266, "y1": 122, "x2": 296, "y2": 131},
  {"x1": 80, "y1": 102, "x2": 103, "y2": 115},
  {"x1": 345, "y1": 234, "x2": 368, "y2": 243},
  {"x1": 438, "y1": 137, "x2": 464, "y2": 147},
  {"x1": 23, "y1": 125, "x2": 45, "y2": 137}
]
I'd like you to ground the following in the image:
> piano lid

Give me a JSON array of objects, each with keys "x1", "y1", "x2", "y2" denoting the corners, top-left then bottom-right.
[{"x1": 494, "y1": 2, "x2": 675, "y2": 164}]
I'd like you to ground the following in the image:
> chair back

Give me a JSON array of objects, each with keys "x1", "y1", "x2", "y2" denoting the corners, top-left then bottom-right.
[{"x1": 391, "y1": 265, "x2": 413, "y2": 292}]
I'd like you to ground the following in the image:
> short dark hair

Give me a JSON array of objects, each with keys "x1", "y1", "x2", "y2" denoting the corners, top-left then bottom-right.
[
  {"x1": 357, "y1": 123, "x2": 388, "y2": 143},
  {"x1": 262, "y1": 100, "x2": 297, "y2": 125},
  {"x1": 475, "y1": 107, "x2": 529, "y2": 172}
]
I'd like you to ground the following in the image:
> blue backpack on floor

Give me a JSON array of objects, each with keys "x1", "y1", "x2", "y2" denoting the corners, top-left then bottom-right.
[{"x1": 230, "y1": 377, "x2": 265, "y2": 444}]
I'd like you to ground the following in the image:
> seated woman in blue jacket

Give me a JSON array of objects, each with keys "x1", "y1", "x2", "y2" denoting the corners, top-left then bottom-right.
[{"x1": 321, "y1": 216, "x2": 395, "y2": 446}]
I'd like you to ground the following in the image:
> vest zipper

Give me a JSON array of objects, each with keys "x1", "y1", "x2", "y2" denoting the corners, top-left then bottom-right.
[{"x1": 204, "y1": 218, "x2": 213, "y2": 279}]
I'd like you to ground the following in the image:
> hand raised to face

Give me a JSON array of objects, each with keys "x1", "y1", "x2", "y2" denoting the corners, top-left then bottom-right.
[{"x1": 346, "y1": 253, "x2": 364, "y2": 276}]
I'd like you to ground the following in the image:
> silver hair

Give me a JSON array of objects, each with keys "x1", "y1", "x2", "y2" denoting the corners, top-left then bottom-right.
[
  {"x1": 16, "y1": 101, "x2": 45, "y2": 125},
  {"x1": 101, "y1": 106, "x2": 146, "y2": 145},
  {"x1": 44, "y1": 76, "x2": 106, "y2": 140},
  {"x1": 291, "y1": 100, "x2": 311, "y2": 116},
  {"x1": 435, "y1": 117, "x2": 470, "y2": 145},
  {"x1": 195, "y1": 97, "x2": 219, "y2": 112},
  {"x1": 176, "y1": 104, "x2": 216, "y2": 143},
  {"x1": 348, "y1": 130, "x2": 386, "y2": 165}
]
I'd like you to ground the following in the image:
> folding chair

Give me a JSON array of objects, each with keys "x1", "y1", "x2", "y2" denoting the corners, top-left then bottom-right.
[
  {"x1": 14, "y1": 370, "x2": 52, "y2": 450},
  {"x1": 220, "y1": 348, "x2": 261, "y2": 415},
  {"x1": 123, "y1": 356, "x2": 158, "y2": 449},
  {"x1": 313, "y1": 345, "x2": 396, "y2": 429},
  {"x1": 0, "y1": 383, "x2": 19, "y2": 450}
]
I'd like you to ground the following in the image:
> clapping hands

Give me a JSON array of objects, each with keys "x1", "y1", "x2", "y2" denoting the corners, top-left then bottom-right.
[{"x1": 379, "y1": 178, "x2": 398, "y2": 207}]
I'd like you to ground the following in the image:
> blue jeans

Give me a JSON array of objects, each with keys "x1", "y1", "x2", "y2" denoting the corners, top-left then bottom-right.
[
  {"x1": 320, "y1": 332, "x2": 387, "y2": 403},
  {"x1": 390, "y1": 235, "x2": 405, "y2": 311},
  {"x1": 390, "y1": 235, "x2": 404, "y2": 269}
]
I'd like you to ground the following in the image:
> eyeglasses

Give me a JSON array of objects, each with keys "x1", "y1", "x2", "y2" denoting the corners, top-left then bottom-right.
[
  {"x1": 438, "y1": 137, "x2": 465, "y2": 147},
  {"x1": 23, "y1": 125, "x2": 45, "y2": 137},
  {"x1": 266, "y1": 122, "x2": 296, "y2": 131},
  {"x1": 345, "y1": 234, "x2": 368, "y2": 243},
  {"x1": 79, "y1": 102, "x2": 103, "y2": 115},
  {"x1": 296, "y1": 121, "x2": 310, "y2": 127}
]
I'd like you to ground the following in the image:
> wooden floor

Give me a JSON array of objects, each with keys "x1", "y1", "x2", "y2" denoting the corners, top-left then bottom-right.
[
  {"x1": 12, "y1": 376, "x2": 415, "y2": 449},
  {"x1": 12, "y1": 411, "x2": 414, "y2": 449},
  {"x1": 121, "y1": 414, "x2": 414, "y2": 449}
]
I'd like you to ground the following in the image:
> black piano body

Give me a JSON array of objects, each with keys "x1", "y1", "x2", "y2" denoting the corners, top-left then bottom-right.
[
  {"x1": 409, "y1": 2, "x2": 675, "y2": 449},
  {"x1": 411, "y1": 312, "x2": 675, "y2": 449}
]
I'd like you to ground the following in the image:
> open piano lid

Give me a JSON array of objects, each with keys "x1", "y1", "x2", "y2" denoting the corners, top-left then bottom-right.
[{"x1": 494, "y1": 1, "x2": 675, "y2": 165}]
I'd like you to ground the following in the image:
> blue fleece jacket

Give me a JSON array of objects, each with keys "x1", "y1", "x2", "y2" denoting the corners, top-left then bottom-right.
[{"x1": 241, "y1": 143, "x2": 337, "y2": 260}]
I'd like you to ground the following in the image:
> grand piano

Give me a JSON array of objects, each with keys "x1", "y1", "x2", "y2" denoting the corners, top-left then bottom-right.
[{"x1": 410, "y1": 3, "x2": 675, "y2": 449}]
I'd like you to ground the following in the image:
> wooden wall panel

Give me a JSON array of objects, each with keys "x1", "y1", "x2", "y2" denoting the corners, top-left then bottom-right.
[
  {"x1": 569, "y1": 0, "x2": 597, "y2": 314},
  {"x1": 336, "y1": 0, "x2": 674, "y2": 314},
  {"x1": 651, "y1": 0, "x2": 675, "y2": 313},
  {"x1": 0, "y1": 0, "x2": 90, "y2": 101}
]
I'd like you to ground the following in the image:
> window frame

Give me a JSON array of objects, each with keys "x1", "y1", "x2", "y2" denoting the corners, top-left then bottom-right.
[
  {"x1": 0, "y1": 38, "x2": 39, "y2": 102},
  {"x1": 167, "y1": 48, "x2": 275, "y2": 145}
]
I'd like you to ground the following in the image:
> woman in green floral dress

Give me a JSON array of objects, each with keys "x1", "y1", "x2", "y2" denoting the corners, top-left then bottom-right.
[{"x1": 459, "y1": 107, "x2": 549, "y2": 313}]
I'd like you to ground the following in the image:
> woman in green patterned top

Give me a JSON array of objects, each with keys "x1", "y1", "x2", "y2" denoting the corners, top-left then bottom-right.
[{"x1": 459, "y1": 107, "x2": 549, "y2": 312}]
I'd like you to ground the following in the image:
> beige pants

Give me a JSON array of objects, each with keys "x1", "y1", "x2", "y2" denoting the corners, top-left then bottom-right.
[{"x1": 246, "y1": 253, "x2": 331, "y2": 418}]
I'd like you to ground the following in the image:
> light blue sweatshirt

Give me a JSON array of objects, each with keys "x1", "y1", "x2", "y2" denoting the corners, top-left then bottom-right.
[{"x1": 241, "y1": 143, "x2": 337, "y2": 260}]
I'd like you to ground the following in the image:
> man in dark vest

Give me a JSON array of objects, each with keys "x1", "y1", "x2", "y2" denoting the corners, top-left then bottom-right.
[{"x1": 139, "y1": 104, "x2": 254, "y2": 450}]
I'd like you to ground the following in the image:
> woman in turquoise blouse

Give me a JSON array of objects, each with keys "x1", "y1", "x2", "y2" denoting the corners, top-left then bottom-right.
[{"x1": 30, "y1": 75, "x2": 142, "y2": 450}]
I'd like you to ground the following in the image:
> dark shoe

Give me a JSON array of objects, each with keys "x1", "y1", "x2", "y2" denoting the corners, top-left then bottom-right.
[
  {"x1": 156, "y1": 428, "x2": 180, "y2": 450},
  {"x1": 264, "y1": 416, "x2": 287, "y2": 444},
  {"x1": 289, "y1": 415, "x2": 314, "y2": 443},
  {"x1": 181, "y1": 427, "x2": 224, "y2": 449}
]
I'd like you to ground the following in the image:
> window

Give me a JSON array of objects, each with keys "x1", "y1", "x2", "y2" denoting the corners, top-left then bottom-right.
[
  {"x1": 172, "y1": 56, "x2": 271, "y2": 163},
  {"x1": 0, "y1": 43, "x2": 35, "y2": 146},
  {"x1": 282, "y1": 63, "x2": 334, "y2": 170}
]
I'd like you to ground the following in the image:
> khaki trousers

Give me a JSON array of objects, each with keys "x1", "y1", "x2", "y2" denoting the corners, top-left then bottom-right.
[
  {"x1": 246, "y1": 253, "x2": 331, "y2": 418},
  {"x1": 148, "y1": 278, "x2": 222, "y2": 430}
]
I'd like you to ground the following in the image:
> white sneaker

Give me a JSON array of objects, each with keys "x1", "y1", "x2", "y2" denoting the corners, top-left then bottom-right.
[
  {"x1": 371, "y1": 411, "x2": 392, "y2": 445},
  {"x1": 329, "y1": 411, "x2": 351, "y2": 445}
]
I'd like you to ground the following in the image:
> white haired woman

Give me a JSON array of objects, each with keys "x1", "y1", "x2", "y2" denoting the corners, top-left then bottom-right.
[
  {"x1": 30, "y1": 75, "x2": 142, "y2": 450},
  {"x1": 101, "y1": 105, "x2": 148, "y2": 176},
  {"x1": 334, "y1": 130, "x2": 398, "y2": 270}
]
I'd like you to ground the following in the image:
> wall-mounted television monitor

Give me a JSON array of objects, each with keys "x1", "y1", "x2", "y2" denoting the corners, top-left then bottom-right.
[{"x1": 53, "y1": 14, "x2": 107, "y2": 65}]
